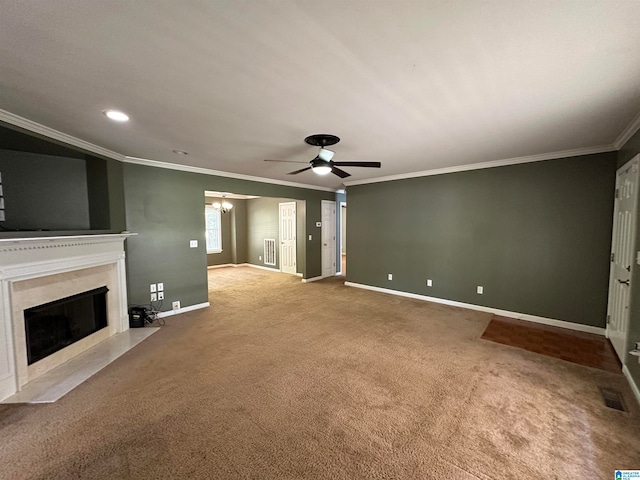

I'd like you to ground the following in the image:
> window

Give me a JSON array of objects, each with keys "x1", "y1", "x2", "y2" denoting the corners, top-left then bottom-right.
[{"x1": 205, "y1": 205, "x2": 222, "y2": 253}]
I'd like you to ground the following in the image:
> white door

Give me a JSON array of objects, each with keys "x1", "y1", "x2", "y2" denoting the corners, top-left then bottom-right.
[
  {"x1": 321, "y1": 200, "x2": 336, "y2": 277},
  {"x1": 607, "y1": 155, "x2": 639, "y2": 363},
  {"x1": 279, "y1": 202, "x2": 297, "y2": 275}
]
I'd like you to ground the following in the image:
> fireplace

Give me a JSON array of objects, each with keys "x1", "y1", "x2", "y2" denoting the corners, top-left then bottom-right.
[
  {"x1": 0, "y1": 234, "x2": 132, "y2": 401},
  {"x1": 24, "y1": 286, "x2": 109, "y2": 365}
]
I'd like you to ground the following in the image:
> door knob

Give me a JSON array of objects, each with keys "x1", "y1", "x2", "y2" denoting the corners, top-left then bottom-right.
[{"x1": 618, "y1": 279, "x2": 630, "y2": 286}]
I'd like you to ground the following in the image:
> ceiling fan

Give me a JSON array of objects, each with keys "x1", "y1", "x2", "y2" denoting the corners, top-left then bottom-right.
[{"x1": 264, "y1": 134, "x2": 381, "y2": 178}]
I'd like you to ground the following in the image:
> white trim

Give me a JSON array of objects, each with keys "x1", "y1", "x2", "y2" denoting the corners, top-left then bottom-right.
[
  {"x1": 302, "y1": 276, "x2": 325, "y2": 283},
  {"x1": 0, "y1": 234, "x2": 132, "y2": 401},
  {"x1": 338, "y1": 200, "x2": 347, "y2": 263},
  {"x1": 157, "y1": 302, "x2": 210, "y2": 318},
  {"x1": 344, "y1": 145, "x2": 616, "y2": 186},
  {"x1": 614, "y1": 110, "x2": 640, "y2": 150},
  {"x1": 623, "y1": 365, "x2": 640, "y2": 407},
  {"x1": 208, "y1": 262, "x2": 302, "y2": 276},
  {"x1": 0, "y1": 109, "x2": 126, "y2": 162},
  {"x1": 0, "y1": 109, "x2": 335, "y2": 193},
  {"x1": 125, "y1": 156, "x2": 336, "y2": 192},
  {"x1": 245, "y1": 263, "x2": 281, "y2": 273},
  {"x1": 344, "y1": 282, "x2": 606, "y2": 336},
  {"x1": 208, "y1": 263, "x2": 251, "y2": 269}
]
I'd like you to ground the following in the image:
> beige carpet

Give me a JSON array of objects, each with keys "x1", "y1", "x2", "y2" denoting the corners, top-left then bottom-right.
[{"x1": 0, "y1": 266, "x2": 638, "y2": 479}]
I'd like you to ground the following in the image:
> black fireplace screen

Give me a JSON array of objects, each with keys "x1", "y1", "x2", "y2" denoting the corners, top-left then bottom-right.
[{"x1": 24, "y1": 286, "x2": 108, "y2": 365}]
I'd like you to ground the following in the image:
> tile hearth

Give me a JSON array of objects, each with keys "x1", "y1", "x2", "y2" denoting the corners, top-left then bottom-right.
[{"x1": 1, "y1": 327, "x2": 158, "y2": 404}]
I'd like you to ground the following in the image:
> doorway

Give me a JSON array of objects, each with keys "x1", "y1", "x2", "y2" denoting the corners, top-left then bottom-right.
[
  {"x1": 339, "y1": 202, "x2": 346, "y2": 275},
  {"x1": 321, "y1": 200, "x2": 336, "y2": 278},
  {"x1": 607, "y1": 154, "x2": 639, "y2": 364}
]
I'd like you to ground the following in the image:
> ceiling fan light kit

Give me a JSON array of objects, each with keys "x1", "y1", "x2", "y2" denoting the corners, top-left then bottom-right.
[
  {"x1": 318, "y1": 148, "x2": 335, "y2": 161},
  {"x1": 265, "y1": 134, "x2": 382, "y2": 178}
]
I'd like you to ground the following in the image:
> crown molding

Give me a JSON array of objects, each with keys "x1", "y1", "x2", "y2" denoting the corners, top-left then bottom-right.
[
  {"x1": 0, "y1": 109, "x2": 126, "y2": 162},
  {"x1": 614, "y1": 110, "x2": 640, "y2": 150},
  {"x1": 344, "y1": 144, "x2": 617, "y2": 187},
  {"x1": 124, "y1": 156, "x2": 336, "y2": 192},
  {"x1": 0, "y1": 109, "x2": 336, "y2": 193}
]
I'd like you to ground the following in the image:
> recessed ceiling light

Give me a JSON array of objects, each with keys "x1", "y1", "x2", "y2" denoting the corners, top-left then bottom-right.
[
  {"x1": 103, "y1": 110, "x2": 129, "y2": 122},
  {"x1": 172, "y1": 150, "x2": 189, "y2": 155}
]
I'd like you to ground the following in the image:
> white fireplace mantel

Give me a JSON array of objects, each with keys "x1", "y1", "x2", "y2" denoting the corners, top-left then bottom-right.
[{"x1": 0, "y1": 233, "x2": 135, "y2": 401}]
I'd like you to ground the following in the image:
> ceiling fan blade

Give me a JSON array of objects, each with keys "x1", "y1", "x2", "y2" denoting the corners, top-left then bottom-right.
[
  {"x1": 264, "y1": 159, "x2": 308, "y2": 164},
  {"x1": 331, "y1": 166, "x2": 351, "y2": 178},
  {"x1": 332, "y1": 161, "x2": 381, "y2": 168},
  {"x1": 287, "y1": 166, "x2": 312, "y2": 175}
]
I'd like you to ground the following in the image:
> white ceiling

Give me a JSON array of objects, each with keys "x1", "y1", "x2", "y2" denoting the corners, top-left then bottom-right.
[{"x1": 1, "y1": 1, "x2": 639, "y2": 190}]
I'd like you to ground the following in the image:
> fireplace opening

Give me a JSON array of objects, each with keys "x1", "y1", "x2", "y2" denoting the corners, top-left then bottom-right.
[{"x1": 24, "y1": 286, "x2": 109, "y2": 365}]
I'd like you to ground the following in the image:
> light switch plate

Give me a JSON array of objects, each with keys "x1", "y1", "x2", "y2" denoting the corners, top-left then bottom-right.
[
  {"x1": 190, "y1": 240, "x2": 198, "y2": 248},
  {"x1": 150, "y1": 284, "x2": 156, "y2": 293},
  {"x1": 157, "y1": 283, "x2": 164, "y2": 291}
]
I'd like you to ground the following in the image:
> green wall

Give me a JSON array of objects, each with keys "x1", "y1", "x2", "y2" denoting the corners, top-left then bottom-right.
[
  {"x1": 0, "y1": 123, "x2": 126, "y2": 236},
  {"x1": 206, "y1": 197, "x2": 247, "y2": 267},
  {"x1": 122, "y1": 163, "x2": 332, "y2": 309},
  {"x1": 245, "y1": 197, "x2": 305, "y2": 272},
  {"x1": 618, "y1": 127, "x2": 640, "y2": 390},
  {"x1": 231, "y1": 199, "x2": 248, "y2": 264},
  {"x1": 347, "y1": 152, "x2": 617, "y2": 328},
  {"x1": 0, "y1": 149, "x2": 90, "y2": 230}
]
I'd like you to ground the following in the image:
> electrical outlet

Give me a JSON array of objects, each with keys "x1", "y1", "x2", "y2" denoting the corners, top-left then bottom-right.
[
  {"x1": 157, "y1": 283, "x2": 164, "y2": 291},
  {"x1": 158, "y1": 291, "x2": 164, "y2": 300},
  {"x1": 477, "y1": 286, "x2": 484, "y2": 294},
  {"x1": 190, "y1": 240, "x2": 198, "y2": 248},
  {"x1": 388, "y1": 274, "x2": 393, "y2": 280},
  {"x1": 151, "y1": 292, "x2": 157, "y2": 301},
  {"x1": 150, "y1": 283, "x2": 156, "y2": 293},
  {"x1": 427, "y1": 279, "x2": 432, "y2": 287},
  {"x1": 172, "y1": 301, "x2": 181, "y2": 310}
]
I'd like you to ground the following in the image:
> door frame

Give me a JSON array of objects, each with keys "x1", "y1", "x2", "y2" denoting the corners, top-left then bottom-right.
[
  {"x1": 321, "y1": 200, "x2": 336, "y2": 278},
  {"x1": 278, "y1": 201, "x2": 297, "y2": 275},
  {"x1": 606, "y1": 154, "x2": 639, "y2": 364},
  {"x1": 337, "y1": 201, "x2": 346, "y2": 275}
]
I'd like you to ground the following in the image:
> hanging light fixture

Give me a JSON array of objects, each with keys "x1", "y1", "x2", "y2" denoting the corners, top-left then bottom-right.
[{"x1": 212, "y1": 195, "x2": 233, "y2": 213}]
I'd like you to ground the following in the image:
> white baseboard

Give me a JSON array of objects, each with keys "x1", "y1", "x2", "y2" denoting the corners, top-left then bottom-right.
[
  {"x1": 208, "y1": 263, "x2": 302, "y2": 276},
  {"x1": 302, "y1": 275, "x2": 325, "y2": 283},
  {"x1": 244, "y1": 263, "x2": 280, "y2": 273},
  {"x1": 344, "y1": 282, "x2": 606, "y2": 336},
  {"x1": 623, "y1": 365, "x2": 640, "y2": 407},
  {"x1": 157, "y1": 302, "x2": 210, "y2": 318}
]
